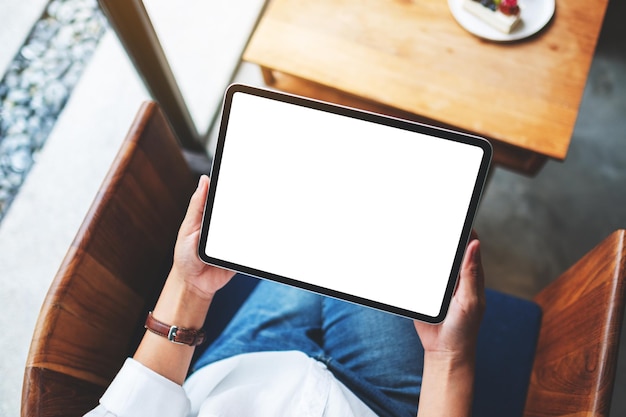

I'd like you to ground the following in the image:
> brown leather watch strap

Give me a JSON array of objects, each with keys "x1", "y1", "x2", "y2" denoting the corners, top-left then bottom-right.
[{"x1": 144, "y1": 311, "x2": 206, "y2": 346}]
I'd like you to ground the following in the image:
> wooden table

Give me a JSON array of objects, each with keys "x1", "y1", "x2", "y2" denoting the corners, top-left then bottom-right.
[{"x1": 243, "y1": 0, "x2": 609, "y2": 175}]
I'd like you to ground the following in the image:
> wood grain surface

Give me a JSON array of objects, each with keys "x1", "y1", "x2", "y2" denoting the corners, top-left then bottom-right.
[
  {"x1": 244, "y1": 0, "x2": 609, "y2": 173},
  {"x1": 525, "y1": 230, "x2": 626, "y2": 417}
]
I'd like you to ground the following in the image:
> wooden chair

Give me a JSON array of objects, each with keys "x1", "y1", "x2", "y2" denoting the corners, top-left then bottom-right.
[
  {"x1": 21, "y1": 103, "x2": 626, "y2": 416},
  {"x1": 21, "y1": 101, "x2": 197, "y2": 417},
  {"x1": 525, "y1": 229, "x2": 625, "y2": 417},
  {"x1": 473, "y1": 229, "x2": 626, "y2": 417}
]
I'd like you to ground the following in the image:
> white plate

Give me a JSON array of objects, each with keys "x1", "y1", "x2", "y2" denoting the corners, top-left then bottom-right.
[{"x1": 448, "y1": 0, "x2": 555, "y2": 42}]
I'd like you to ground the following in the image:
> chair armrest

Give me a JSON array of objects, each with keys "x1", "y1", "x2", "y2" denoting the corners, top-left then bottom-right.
[{"x1": 524, "y1": 230, "x2": 626, "y2": 417}]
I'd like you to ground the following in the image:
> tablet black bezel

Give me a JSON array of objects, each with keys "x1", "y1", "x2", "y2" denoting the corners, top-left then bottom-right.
[{"x1": 198, "y1": 83, "x2": 492, "y2": 323}]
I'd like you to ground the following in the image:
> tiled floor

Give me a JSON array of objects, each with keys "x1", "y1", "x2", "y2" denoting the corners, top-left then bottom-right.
[{"x1": 0, "y1": 0, "x2": 624, "y2": 416}]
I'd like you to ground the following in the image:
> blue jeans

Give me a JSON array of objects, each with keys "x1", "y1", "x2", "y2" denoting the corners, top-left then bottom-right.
[{"x1": 193, "y1": 280, "x2": 423, "y2": 417}]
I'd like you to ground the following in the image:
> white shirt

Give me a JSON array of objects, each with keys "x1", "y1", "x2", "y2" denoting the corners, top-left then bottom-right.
[{"x1": 85, "y1": 351, "x2": 377, "y2": 417}]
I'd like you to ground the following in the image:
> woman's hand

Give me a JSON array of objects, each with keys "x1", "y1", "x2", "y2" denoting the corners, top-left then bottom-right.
[
  {"x1": 171, "y1": 175, "x2": 236, "y2": 300},
  {"x1": 413, "y1": 235, "x2": 485, "y2": 417},
  {"x1": 135, "y1": 175, "x2": 235, "y2": 384},
  {"x1": 413, "y1": 236, "x2": 485, "y2": 361}
]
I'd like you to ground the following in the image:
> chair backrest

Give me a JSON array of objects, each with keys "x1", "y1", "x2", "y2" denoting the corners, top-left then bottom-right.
[
  {"x1": 525, "y1": 229, "x2": 626, "y2": 417},
  {"x1": 21, "y1": 101, "x2": 196, "y2": 417}
]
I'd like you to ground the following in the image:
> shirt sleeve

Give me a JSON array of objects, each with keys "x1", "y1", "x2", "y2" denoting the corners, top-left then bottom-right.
[{"x1": 84, "y1": 358, "x2": 191, "y2": 417}]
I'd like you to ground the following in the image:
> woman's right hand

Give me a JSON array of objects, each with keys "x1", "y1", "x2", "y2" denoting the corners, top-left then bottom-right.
[
  {"x1": 413, "y1": 237, "x2": 485, "y2": 361},
  {"x1": 413, "y1": 237, "x2": 485, "y2": 417}
]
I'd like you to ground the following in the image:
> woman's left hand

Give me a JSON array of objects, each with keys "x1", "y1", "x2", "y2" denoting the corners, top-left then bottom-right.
[{"x1": 171, "y1": 174, "x2": 235, "y2": 300}]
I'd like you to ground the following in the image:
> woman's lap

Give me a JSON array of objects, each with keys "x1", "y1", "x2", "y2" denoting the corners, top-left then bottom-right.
[
  {"x1": 193, "y1": 280, "x2": 422, "y2": 417},
  {"x1": 192, "y1": 280, "x2": 325, "y2": 368}
]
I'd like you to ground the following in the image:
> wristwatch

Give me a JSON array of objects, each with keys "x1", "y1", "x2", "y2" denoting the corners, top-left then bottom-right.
[{"x1": 144, "y1": 311, "x2": 206, "y2": 346}]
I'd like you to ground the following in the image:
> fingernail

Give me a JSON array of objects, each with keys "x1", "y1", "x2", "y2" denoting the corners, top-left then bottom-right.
[
  {"x1": 473, "y1": 240, "x2": 481, "y2": 261},
  {"x1": 197, "y1": 175, "x2": 207, "y2": 189}
]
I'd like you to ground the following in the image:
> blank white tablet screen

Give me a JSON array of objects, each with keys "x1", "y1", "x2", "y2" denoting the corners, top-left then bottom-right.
[{"x1": 203, "y1": 89, "x2": 487, "y2": 320}]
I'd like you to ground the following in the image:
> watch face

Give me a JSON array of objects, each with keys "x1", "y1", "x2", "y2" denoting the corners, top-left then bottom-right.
[{"x1": 199, "y1": 84, "x2": 491, "y2": 323}]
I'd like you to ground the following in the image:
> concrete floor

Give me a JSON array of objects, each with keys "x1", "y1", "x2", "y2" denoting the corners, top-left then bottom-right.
[{"x1": 0, "y1": 0, "x2": 624, "y2": 415}]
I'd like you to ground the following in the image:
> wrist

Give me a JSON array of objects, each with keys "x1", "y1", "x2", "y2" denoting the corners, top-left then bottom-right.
[
  {"x1": 134, "y1": 270, "x2": 212, "y2": 385},
  {"x1": 424, "y1": 348, "x2": 476, "y2": 370},
  {"x1": 418, "y1": 351, "x2": 476, "y2": 417},
  {"x1": 152, "y1": 270, "x2": 213, "y2": 330},
  {"x1": 423, "y1": 351, "x2": 476, "y2": 388}
]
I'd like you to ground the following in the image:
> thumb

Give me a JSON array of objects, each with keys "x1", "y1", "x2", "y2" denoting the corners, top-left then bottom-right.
[
  {"x1": 179, "y1": 175, "x2": 209, "y2": 238},
  {"x1": 456, "y1": 239, "x2": 485, "y2": 305}
]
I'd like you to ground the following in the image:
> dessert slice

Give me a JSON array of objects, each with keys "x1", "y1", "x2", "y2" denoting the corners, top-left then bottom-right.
[{"x1": 463, "y1": 0, "x2": 521, "y2": 34}]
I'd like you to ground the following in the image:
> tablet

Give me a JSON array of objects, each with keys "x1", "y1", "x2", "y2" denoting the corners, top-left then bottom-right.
[{"x1": 199, "y1": 84, "x2": 492, "y2": 323}]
